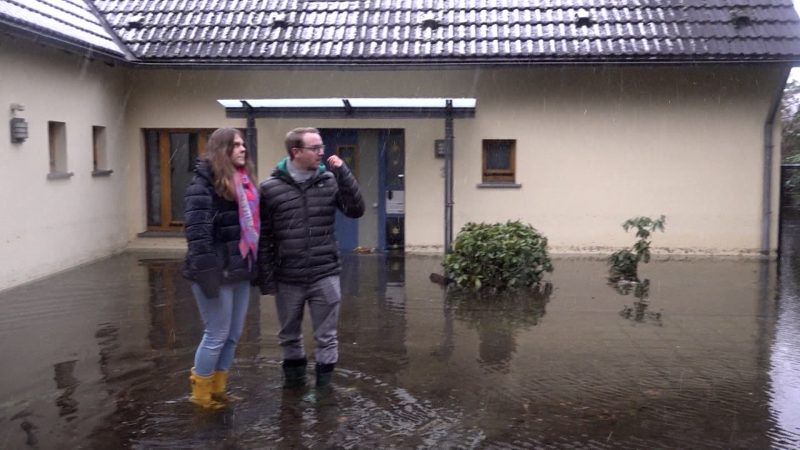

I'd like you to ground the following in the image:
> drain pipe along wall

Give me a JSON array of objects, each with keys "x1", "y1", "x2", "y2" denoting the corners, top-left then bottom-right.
[{"x1": 762, "y1": 65, "x2": 791, "y2": 256}]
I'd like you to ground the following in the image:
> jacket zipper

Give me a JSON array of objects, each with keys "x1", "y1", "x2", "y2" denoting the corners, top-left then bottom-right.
[
  {"x1": 300, "y1": 183, "x2": 311, "y2": 272},
  {"x1": 282, "y1": 169, "x2": 315, "y2": 276}
]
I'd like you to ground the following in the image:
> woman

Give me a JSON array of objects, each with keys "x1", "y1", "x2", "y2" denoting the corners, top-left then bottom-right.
[{"x1": 182, "y1": 128, "x2": 259, "y2": 408}]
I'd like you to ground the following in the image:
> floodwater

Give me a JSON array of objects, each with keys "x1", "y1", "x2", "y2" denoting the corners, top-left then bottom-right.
[{"x1": 2, "y1": 244, "x2": 800, "y2": 449}]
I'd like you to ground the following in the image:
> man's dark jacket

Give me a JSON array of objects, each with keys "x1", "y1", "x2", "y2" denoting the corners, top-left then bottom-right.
[
  {"x1": 182, "y1": 159, "x2": 257, "y2": 297},
  {"x1": 256, "y1": 157, "x2": 364, "y2": 293}
]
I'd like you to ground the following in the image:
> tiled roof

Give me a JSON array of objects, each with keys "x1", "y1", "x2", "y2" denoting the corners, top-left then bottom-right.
[
  {"x1": 0, "y1": 0, "x2": 124, "y2": 56},
  {"x1": 91, "y1": 0, "x2": 800, "y2": 64},
  {"x1": 4, "y1": 1, "x2": 800, "y2": 64}
]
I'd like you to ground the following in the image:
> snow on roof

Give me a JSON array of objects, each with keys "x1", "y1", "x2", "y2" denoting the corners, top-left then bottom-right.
[
  {"x1": 219, "y1": 98, "x2": 477, "y2": 109},
  {"x1": 0, "y1": 0, "x2": 124, "y2": 56},
  {"x1": 92, "y1": 0, "x2": 800, "y2": 64},
  {"x1": 3, "y1": 0, "x2": 800, "y2": 64}
]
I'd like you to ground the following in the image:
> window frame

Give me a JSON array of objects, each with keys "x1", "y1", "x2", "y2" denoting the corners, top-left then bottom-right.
[
  {"x1": 92, "y1": 125, "x2": 113, "y2": 177},
  {"x1": 47, "y1": 121, "x2": 73, "y2": 180},
  {"x1": 144, "y1": 128, "x2": 213, "y2": 231},
  {"x1": 481, "y1": 139, "x2": 516, "y2": 184}
]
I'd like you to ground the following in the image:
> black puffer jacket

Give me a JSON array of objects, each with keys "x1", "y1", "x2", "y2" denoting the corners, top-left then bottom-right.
[
  {"x1": 257, "y1": 157, "x2": 364, "y2": 291},
  {"x1": 182, "y1": 159, "x2": 257, "y2": 297}
]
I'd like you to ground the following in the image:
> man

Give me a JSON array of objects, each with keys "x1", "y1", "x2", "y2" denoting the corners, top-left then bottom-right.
[{"x1": 257, "y1": 127, "x2": 364, "y2": 388}]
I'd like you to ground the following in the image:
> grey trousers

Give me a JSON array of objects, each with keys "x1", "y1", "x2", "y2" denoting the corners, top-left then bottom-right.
[{"x1": 275, "y1": 275, "x2": 341, "y2": 365}]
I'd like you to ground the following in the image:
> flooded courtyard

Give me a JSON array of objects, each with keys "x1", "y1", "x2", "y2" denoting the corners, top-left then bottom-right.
[{"x1": 2, "y1": 247, "x2": 800, "y2": 449}]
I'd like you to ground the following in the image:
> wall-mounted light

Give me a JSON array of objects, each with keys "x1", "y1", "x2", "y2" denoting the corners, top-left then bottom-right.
[{"x1": 10, "y1": 103, "x2": 27, "y2": 144}]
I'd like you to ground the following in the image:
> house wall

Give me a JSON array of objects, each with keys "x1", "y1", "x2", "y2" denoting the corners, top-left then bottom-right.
[
  {"x1": 357, "y1": 129, "x2": 380, "y2": 248},
  {"x1": 122, "y1": 64, "x2": 784, "y2": 255},
  {"x1": 0, "y1": 36, "x2": 130, "y2": 290}
]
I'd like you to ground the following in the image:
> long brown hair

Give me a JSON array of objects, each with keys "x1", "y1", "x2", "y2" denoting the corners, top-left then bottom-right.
[{"x1": 205, "y1": 128, "x2": 255, "y2": 201}]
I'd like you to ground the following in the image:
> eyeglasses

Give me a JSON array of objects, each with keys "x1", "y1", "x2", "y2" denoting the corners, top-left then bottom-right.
[{"x1": 297, "y1": 145, "x2": 325, "y2": 152}]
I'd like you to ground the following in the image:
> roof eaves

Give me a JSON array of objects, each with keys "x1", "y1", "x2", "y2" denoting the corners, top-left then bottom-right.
[
  {"x1": 0, "y1": 16, "x2": 127, "y2": 64},
  {"x1": 116, "y1": 54, "x2": 800, "y2": 70}
]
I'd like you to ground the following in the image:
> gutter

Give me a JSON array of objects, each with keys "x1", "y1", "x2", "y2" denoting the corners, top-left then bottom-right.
[
  {"x1": 761, "y1": 64, "x2": 792, "y2": 256},
  {"x1": 118, "y1": 57, "x2": 800, "y2": 71}
]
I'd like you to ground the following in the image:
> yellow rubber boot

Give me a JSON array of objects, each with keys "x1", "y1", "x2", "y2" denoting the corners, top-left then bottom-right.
[
  {"x1": 190, "y1": 369, "x2": 224, "y2": 409},
  {"x1": 212, "y1": 370, "x2": 243, "y2": 402},
  {"x1": 211, "y1": 370, "x2": 229, "y2": 402}
]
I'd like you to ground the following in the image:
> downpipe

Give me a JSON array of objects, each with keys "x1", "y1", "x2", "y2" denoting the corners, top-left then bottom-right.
[{"x1": 762, "y1": 65, "x2": 792, "y2": 257}]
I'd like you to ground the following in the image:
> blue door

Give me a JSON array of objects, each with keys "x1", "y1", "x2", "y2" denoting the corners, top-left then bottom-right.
[{"x1": 319, "y1": 129, "x2": 359, "y2": 251}]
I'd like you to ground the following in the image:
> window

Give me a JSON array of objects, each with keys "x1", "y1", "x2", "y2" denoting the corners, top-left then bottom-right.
[
  {"x1": 47, "y1": 121, "x2": 72, "y2": 179},
  {"x1": 336, "y1": 144, "x2": 358, "y2": 178},
  {"x1": 144, "y1": 129, "x2": 212, "y2": 229},
  {"x1": 482, "y1": 139, "x2": 516, "y2": 184},
  {"x1": 92, "y1": 126, "x2": 112, "y2": 176}
]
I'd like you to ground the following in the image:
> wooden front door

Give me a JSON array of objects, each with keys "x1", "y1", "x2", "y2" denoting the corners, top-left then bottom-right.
[{"x1": 144, "y1": 129, "x2": 212, "y2": 230}]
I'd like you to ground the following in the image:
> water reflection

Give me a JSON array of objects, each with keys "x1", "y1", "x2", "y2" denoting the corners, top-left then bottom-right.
[
  {"x1": 1, "y1": 250, "x2": 800, "y2": 447},
  {"x1": 614, "y1": 279, "x2": 663, "y2": 325},
  {"x1": 447, "y1": 285, "x2": 551, "y2": 372},
  {"x1": 53, "y1": 360, "x2": 79, "y2": 419},
  {"x1": 146, "y1": 259, "x2": 188, "y2": 350},
  {"x1": 383, "y1": 254, "x2": 406, "y2": 311},
  {"x1": 339, "y1": 254, "x2": 409, "y2": 380},
  {"x1": 277, "y1": 388, "x2": 304, "y2": 446},
  {"x1": 770, "y1": 217, "x2": 800, "y2": 443},
  {"x1": 19, "y1": 418, "x2": 38, "y2": 446}
]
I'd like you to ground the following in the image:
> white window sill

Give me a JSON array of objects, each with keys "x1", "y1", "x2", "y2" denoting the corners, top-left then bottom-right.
[
  {"x1": 477, "y1": 182, "x2": 521, "y2": 189},
  {"x1": 47, "y1": 171, "x2": 74, "y2": 180},
  {"x1": 92, "y1": 169, "x2": 113, "y2": 177}
]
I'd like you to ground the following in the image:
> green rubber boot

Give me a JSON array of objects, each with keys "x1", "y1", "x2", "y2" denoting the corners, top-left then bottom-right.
[
  {"x1": 315, "y1": 363, "x2": 335, "y2": 388},
  {"x1": 282, "y1": 358, "x2": 307, "y2": 388}
]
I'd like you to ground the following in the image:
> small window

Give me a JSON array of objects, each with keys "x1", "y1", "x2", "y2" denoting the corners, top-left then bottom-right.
[
  {"x1": 92, "y1": 126, "x2": 112, "y2": 176},
  {"x1": 482, "y1": 139, "x2": 515, "y2": 183},
  {"x1": 336, "y1": 144, "x2": 358, "y2": 178},
  {"x1": 48, "y1": 121, "x2": 72, "y2": 179}
]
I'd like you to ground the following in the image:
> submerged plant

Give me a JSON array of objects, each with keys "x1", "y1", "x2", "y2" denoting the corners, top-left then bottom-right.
[
  {"x1": 443, "y1": 220, "x2": 553, "y2": 292},
  {"x1": 618, "y1": 279, "x2": 662, "y2": 325},
  {"x1": 608, "y1": 215, "x2": 666, "y2": 282}
]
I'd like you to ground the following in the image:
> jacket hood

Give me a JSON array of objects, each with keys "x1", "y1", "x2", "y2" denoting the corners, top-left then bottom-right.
[
  {"x1": 194, "y1": 158, "x2": 214, "y2": 182},
  {"x1": 273, "y1": 157, "x2": 327, "y2": 178}
]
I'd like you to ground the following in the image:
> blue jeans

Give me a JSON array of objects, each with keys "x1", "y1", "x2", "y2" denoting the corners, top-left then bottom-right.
[{"x1": 191, "y1": 281, "x2": 250, "y2": 376}]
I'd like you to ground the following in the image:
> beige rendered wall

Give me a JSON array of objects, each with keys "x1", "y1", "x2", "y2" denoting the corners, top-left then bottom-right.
[
  {"x1": 123, "y1": 64, "x2": 784, "y2": 255},
  {"x1": 0, "y1": 36, "x2": 130, "y2": 290},
  {"x1": 357, "y1": 129, "x2": 380, "y2": 248},
  {"x1": 462, "y1": 65, "x2": 784, "y2": 256}
]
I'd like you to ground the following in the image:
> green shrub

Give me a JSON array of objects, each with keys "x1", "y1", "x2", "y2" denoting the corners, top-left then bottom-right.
[
  {"x1": 608, "y1": 249, "x2": 639, "y2": 281},
  {"x1": 443, "y1": 221, "x2": 553, "y2": 291},
  {"x1": 608, "y1": 215, "x2": 666, "y2": 281}
]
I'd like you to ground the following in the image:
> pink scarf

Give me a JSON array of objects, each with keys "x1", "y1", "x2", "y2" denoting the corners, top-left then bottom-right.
[{"x1": 234, "y1": 167, "x2": 259, "y2": 266}]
